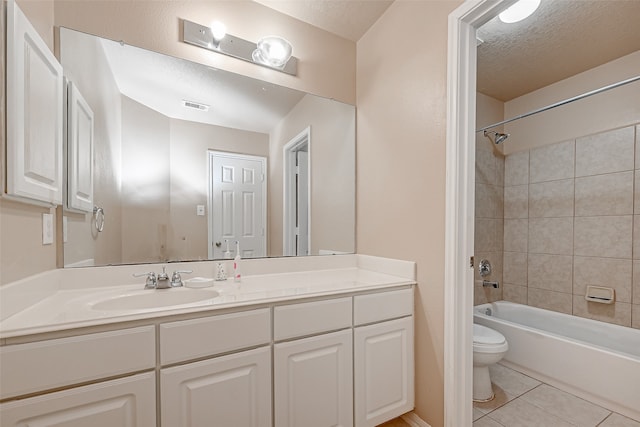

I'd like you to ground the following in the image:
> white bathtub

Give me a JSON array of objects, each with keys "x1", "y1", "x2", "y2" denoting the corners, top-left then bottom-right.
[{"x1": 474, "y1": 301, "x2": 640, "y2": 421}]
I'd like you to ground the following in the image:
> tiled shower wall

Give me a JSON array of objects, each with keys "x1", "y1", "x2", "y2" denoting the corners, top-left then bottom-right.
[
  {"x1": 502, "y1": 124, "x2": 640, "y2": 329},
  {"x1": 474, "y1": 133, "x2": 504, "y2": 305}
]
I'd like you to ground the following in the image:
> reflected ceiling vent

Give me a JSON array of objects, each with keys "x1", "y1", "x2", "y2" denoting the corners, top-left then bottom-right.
[{"x1": 182, "y1": 100, "x2": 209, "y2": 111}]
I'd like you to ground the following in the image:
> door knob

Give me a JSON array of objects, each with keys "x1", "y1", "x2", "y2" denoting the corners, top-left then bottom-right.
[{"x1": 215, "y1": 241, "x2": 222, "y2": 247}]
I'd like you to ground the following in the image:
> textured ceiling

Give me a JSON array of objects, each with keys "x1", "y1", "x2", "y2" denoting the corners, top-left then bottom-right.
[
  {"x1": 253, "y1": 0, "x2": 393, "y2": 41},
  {"x1": 477, "y1": 0, "x2": 640, "y2": 101}
]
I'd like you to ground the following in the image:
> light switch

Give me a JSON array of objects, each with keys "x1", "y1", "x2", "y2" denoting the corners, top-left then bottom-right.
[
  {"x1": 196, "y1": 205, "x2": 205, "y2": 216},
  {"x1": 42, "y1": 213, "x2": 54, "y2": 245}
]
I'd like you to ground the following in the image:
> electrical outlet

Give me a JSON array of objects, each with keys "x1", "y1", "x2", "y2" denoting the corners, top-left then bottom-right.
[{"x1": 42, "y1": 213, "x2": 54, "y2": 245}]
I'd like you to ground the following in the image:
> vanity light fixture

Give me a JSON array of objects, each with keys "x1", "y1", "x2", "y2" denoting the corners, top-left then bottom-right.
[
  {"x1": 182, "y1": 19, "x2": 297, "y2": 76},
  {"x1": 498, "y1": 0, "x2": 541, "y2": 23}
]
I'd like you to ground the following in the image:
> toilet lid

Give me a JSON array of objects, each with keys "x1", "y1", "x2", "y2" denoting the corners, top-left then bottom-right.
[{"x1": 473, "y1": 324, "x2": 506, "y2": 345}]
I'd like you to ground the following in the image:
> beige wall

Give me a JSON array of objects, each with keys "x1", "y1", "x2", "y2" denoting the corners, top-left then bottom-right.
[
  {"x1": 168, "y1": 118, "x2": 269, "y2": 261},
  {"x1": 120, "y1": 96, "x2": 171, "y2": 263},
  {"x1": 269, "y1": 94, "x2": 355, "y2": 256},
  {"x1": 1, "y1": 0, "x2": 57, "y2": 285},
  {"x1": 53, "y1": 0, "x2": 356, "y2": 104},
  {"x1": 356, "y1": 1, "x2": 461, "y2": 426},
  {"x1": 60, "y1": 27, "x2": 123, "y2": 267},
  {"x1": 503, "y1": 50, "x2": 640, "y2": 154},
  {"x1": 474, "y1": 94, "x2": 505, "y2": 305}
]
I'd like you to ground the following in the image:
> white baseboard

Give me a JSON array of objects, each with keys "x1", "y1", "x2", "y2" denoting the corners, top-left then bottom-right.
[{"x1": 401, "y1": 411, "x2": 431, "y2": 427}]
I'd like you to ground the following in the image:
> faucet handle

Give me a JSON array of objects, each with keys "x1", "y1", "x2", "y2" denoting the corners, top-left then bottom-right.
[
  {"x1": 171, "y1": 270, "x2": 193, "y2": 287},
  {"x1": 133, "y1": 272, "x2": 157, "y2": 289}
]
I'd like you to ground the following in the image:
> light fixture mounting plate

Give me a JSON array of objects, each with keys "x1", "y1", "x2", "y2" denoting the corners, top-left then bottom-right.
[{"x1": 182, "y1": 19, "x2": 297, "y2": 76}]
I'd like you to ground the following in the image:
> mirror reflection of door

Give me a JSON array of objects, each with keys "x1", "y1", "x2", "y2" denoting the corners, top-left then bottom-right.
[
  {"x1": 208, "y1": 151, "x2": 267, "y2": 259},
  {"x1": 284, "y1": 127, "x2": 311, "y2": 256}
]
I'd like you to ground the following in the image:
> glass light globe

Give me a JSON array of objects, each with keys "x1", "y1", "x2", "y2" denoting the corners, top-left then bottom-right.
[
  {"x1": 252, "y1": 36, "x2": 293, "y2": 68},
  {"x1": 499, "y1": 0, "x2": 541, "y2": 23}
]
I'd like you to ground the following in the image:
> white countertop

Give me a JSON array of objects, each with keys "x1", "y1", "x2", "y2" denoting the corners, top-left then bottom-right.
[{"x1": 0, "y1": 255, "x2": 416, "y2": 339}]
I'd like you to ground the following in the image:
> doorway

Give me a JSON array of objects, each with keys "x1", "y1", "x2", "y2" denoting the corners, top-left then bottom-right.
[
  {"x1": 283, "y1": 127, "x2": 311, "y2": 257},
  {"x1": 207, "y1": 151, "x2": 267, "y2": 259}
]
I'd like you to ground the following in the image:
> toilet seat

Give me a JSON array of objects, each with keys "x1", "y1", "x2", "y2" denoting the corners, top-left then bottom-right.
[{"x1": 473, "y1": 324, "x2": 508, "y2": 353}]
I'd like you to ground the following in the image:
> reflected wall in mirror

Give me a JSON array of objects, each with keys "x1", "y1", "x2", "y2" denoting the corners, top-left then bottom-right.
[{"x1": 60, "y1": 28, "x2": 355, "y2": 267}]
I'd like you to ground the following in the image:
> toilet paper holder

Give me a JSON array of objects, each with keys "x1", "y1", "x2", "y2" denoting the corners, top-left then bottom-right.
[{"x1": 585, "y1": 285, "x2": 615, "y2": 304}]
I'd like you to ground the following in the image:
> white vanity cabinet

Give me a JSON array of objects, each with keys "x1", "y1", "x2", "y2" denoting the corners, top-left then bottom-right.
[
  {"x1": 0, "y1": 326, "x2": 156, "y2": 426},
  {"x1": 0, "y1": 373, "x2": 156, "y2": 427},
  {"x1": 353, "y1": 289, "x2": 415, "y2": 427},
  {"x1": 159, "y1": 308, "x2": 272, "y2": 427},
  {"x1": 273, "y1": 297, "x2": 353, "y2": 427}
]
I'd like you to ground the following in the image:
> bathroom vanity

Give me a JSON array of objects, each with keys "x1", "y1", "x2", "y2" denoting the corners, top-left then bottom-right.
[{"x1": 0, "y1": 255, "x2": 415, "y2": 427}]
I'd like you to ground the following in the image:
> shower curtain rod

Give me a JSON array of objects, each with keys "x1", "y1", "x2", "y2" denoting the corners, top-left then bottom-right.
[{"x1": 476, "y1": 74, "x2": 640, "y2": 133}]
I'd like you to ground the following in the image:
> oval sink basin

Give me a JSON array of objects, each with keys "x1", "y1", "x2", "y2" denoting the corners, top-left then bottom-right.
[{"x1": 91, "y1": 288, "x2": 219, "y2": 311}]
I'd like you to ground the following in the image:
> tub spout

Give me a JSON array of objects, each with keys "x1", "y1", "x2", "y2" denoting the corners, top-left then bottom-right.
[{"x1": 482, "y1": 280, "x2": 499, "y2": 289}]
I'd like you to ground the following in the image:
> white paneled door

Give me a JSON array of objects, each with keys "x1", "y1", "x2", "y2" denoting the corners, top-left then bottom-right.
[{"x1": 208, "y1": 151, "x2": 267, "y2": 259}]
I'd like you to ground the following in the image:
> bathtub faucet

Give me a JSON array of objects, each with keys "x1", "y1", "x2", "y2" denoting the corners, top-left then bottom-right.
[{"x1": 482, "y1": 280, "x2": 499, "y2": 289}]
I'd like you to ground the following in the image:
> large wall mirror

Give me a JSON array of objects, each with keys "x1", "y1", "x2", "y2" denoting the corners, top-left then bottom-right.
[{"x1": 60, "y1": 28, "x2": 355, "y2": 267}]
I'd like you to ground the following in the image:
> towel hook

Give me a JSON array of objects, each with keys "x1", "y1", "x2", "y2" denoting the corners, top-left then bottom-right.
[{"x1": 93, "y1": 206, "x2": 105, "y2": 232}]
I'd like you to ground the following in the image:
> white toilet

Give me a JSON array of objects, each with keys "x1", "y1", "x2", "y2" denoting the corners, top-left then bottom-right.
[{"x1": 473, "y1": 323, "x2": 508, "y2": 402}]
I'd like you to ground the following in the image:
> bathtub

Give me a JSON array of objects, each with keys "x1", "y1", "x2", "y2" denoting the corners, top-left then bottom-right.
[{"x1": 474, "y1": 301, "x2": 640, "y2": 421}]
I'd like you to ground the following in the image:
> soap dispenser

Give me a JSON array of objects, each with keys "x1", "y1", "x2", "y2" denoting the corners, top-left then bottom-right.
[{"x1": 233, "y1": 240, "x2": 242, "y2": 283}]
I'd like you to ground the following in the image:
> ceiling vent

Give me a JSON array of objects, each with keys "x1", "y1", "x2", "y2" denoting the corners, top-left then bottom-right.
[{"x1": 182, "y1": 100, "x2": 210, "y2": 111}]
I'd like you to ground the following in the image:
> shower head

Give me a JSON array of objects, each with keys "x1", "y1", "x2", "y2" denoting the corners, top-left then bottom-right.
[{"x1": 484, "y1": 130, "x2": 510, "y2": 145}]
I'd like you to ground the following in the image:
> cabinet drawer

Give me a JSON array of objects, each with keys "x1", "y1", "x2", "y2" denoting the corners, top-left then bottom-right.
[
  {"x1": 160, "y1": 308, "x2": 270, "y2": 365},
  {"x1": 0, "y1": 372, "x2": 156, "y2": 427},
  {"x1": 0, "y1": 326, "x2": 155, "y2": 400},
  {"x1": 354, "y1": 288, "x2": 413, "y2": 326},
  {"x1": 274, "y1": 297, "x2": 352, "y2": 341}
]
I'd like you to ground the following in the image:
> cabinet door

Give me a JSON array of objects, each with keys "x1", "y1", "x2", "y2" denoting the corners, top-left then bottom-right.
[
  {"x1": 354, "y1": 316, "x2": 414, "y2": 427},
  {"x1": 274, "y1": 329, "x2": 352, "y2": 427},
  {"x1": 66, "y1": 81, "x2": 94, "y2": 212},
  {"x1": 6, "y1": 0, "x2": 63, "y2": 205},
  {"x1": 161, "y1": 346, "x2": 271, "y2": 427},
  {"x1": 0, "y1": 372, "x2": 156, "y2": 427}
]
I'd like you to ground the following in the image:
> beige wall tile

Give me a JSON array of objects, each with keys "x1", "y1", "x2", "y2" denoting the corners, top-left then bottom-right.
[
  {"x1": 576, "y1": 126, "x2": 635, "y2": 177},
  {"x1": 634, "y1": 216, "x2": 640, "y2": 259},
  {"x1": 496, "y1": 155, "x2": 505, "y2": 187},
  {"x1": 476, "y1": 183, "x2": 503, "y2": 219},
  {"x1": 528, "y1": 254, "x2": 573, "y2": 293},
  {"x1": 635, "y1": 172, "x2": 640, "y2": 213},
  {"x1": 530, "y1": 140, "x2": 574, "y2": 183},
  {"x1": 476, "y1": 148, "x2": 501, "y2": 186},
  {"x1": 529, "y1": 179, "x2": 574, "y2": 218},
  {"x1": 503, "y1": 283, "x2": 527, "y2": 304},
  {"x1": 504, "y1": 219, "x2": 528, "y2": 253},
  {"x1": 634, "y1": 260, "x2": 640, "y2": 305},
  {"x1": 528, "y1": 217, "x2": 573, "y2": 255},
  {"x1": 474, "y1": 280, "x2": 503, "y2": 305},
  {"x1": 528, "y1": 288, "x2": 572, "y2": 314},
  {"x1": 633, "y1": 304, "x2": 640, "y2": 329},
  {"x1": 572, "y1": 296, "x2": 631, "y2": 327},
  {"x1": 504, "y1": 151, "x2": 529, "y2": 186},
  {"x1": 573, "y1": 256, "x2": 632, "y2": 302},
  {"x1": 574, "y1": 215, "x2": 632, "y2": 258},
  {"x1": 575, "y1": 171, "x2": 633, "y2": 216},
  {"x1": 503, "y1": 251, "x2": 527, "y2": 285},
  {"x1": 504, "y1": 185, "x2": 528, "y2": 219},
  {"x1": 636, "y1": 125, "x2": 640, "y2": 170},
  {"x1": 475, "y1": 218, "x2": 497, "y2": 253},
  {"x1": 520, "y1": 384, "x2": 610, "y2": 426}
]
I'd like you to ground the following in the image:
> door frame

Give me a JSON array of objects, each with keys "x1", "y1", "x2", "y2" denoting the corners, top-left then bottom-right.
[
  {"x1": 444, "y1": 1, "x2": 515, "y2": 425},
  {"x1": 283, "y1": 126, "x2": 311, "y2": 257},
  {"x1": 207, "y1": 150, "x2": 267, "y2": 260}
]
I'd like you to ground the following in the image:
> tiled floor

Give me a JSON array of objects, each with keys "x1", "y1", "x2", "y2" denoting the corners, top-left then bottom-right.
[{"x1": 474, "y1": 363, "x2": 640, "y2": 427}]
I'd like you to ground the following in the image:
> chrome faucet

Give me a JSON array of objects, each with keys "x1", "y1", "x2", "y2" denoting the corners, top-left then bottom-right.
[{"x1": 133, "y1": 267, "x2": 192, "y2": 289}]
